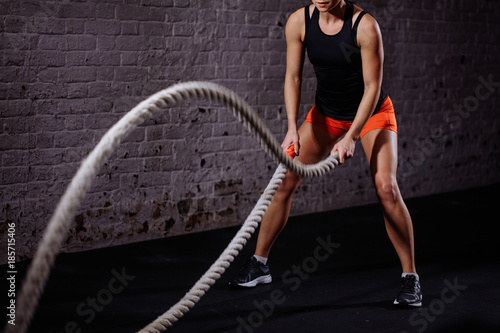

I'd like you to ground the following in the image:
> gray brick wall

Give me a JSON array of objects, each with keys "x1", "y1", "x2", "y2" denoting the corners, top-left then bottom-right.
[{"x1": 1, "y1": 0, "x2": 499, "y2": 263}]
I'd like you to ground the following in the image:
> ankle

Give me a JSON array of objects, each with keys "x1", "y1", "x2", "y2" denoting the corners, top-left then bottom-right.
[
  {"x1": 402, "y1": 272, "x2": 419, "y2": 280},
  {"x1": 253, "y1": 254, "x2": 268, "y2": 265}
]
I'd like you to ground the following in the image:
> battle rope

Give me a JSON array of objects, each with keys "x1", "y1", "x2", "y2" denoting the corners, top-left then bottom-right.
[{"x1": 7, "y1": 81, "x2": 339, "y2": 333}]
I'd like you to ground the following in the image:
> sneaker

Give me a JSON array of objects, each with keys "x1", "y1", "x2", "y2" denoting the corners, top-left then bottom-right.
[
  {"x1": 393, "y1": 274, "x2": 422, "y2": 307},
  {"x1": 229, "y1": 256, "x2": 272, "y2": 288}
]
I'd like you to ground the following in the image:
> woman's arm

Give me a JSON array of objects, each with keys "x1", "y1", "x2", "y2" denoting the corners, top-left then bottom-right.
[
  {"x1": 332, "y1": 13, "x2": 384, "y2": 163},
  {"x1": 282, "y1": 8, "x2": 306, "y2": 156}
]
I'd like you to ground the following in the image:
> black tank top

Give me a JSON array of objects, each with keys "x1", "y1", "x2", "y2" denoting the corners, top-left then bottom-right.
[{"x1": 304, "y1": 2, "x2": 387, "y2": 121}]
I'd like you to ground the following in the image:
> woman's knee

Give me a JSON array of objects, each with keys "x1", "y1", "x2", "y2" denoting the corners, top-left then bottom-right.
[
  {"x1": 274, "y1": 172, "x2": 302, "y2": 201},
  {"x1": 374, "y1": 173, "x2": 400, "y2": 206}
]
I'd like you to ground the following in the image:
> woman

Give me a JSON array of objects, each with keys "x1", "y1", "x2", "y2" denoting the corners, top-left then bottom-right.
[{"x1": 230, "y1": 0, "x2": 422, "y2": 307}]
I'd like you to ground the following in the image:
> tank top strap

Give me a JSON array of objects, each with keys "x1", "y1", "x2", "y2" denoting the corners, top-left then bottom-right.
[
  {"x1": 345, "y1": 1, "x2": 354, "y2": 25},
  {"x1": 352, "y1": 11, "x2": 367, "y2": 47},
  {"x1": 304, "y1": 5, "x2": 312, "y2": 33},
  {"x1": 353, "y1": 11, "x2": 367, "y2": 31}
]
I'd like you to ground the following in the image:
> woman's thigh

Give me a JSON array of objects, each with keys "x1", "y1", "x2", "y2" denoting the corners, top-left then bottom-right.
[
  {"x1": 276, "y1": 121, "x2": 340, "y2": 196},
  {"x1": 361, "y1": 128, "x2": 398, "y2": 181},
  {"x1": 295, "y1": 122, "x2": 341, "y2": 166}
]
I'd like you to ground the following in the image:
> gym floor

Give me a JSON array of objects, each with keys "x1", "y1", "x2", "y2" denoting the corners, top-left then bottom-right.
[{"x1": 6, "y1": 183, "x2": 500, "y2": 333}]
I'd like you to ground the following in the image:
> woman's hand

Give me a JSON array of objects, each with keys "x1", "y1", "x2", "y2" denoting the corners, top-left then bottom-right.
[
  {"x1": 282, "y1": 130, "x2": 300, "y2": 157},
  {"x1": 331, "y1": 135, "x2": 358, "y2": 164}
]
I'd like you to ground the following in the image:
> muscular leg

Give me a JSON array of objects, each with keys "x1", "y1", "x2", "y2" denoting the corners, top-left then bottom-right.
[
  {"x1": 361, "y1": 129, "x2": 417, "y2": 273},
  {"x1": 254, "y1": 122, "x2": 340, "y2": 258}
]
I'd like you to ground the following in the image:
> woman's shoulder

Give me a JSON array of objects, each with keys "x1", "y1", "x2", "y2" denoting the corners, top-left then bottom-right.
[
  {"x1": 352, "y1": 3, "x2": 379, "y2": 32},
  {"x1": 285, "y1": 5, "x2": 309, "y2": 40},
  {"x1": 352, "y1": 5, "x2": 382, "y2": 48},
  {"x1": 287, "y1": 5, "x2": 309, "y2": 26}
]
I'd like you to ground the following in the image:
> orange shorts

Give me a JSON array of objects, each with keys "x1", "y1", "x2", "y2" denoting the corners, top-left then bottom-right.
[{"x1": 304, "y1": 96, "x2": 397, "y2": 138}]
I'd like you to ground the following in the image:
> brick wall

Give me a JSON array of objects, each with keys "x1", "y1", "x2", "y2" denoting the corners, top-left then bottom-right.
[{"x1": 1, "y1": 0, "x2": 499, "y2": 263}]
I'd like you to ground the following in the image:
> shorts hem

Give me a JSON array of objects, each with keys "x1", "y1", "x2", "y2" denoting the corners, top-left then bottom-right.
[{"x1": 304, "y1": 96, "x2": 397, "y2": 139}]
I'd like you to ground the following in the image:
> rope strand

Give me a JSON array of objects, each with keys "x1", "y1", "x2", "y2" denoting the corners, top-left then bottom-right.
[{"x1": 7, "y1": 82, "x2": 339, "y2": 333}]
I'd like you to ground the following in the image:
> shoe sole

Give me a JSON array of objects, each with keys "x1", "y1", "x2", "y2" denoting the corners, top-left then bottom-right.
[
  {"x1": 233, "y1": 274, "x2": 272, "y2": 288},
  {"x1": 393, "y1": 299, "x2": 422, "y2": 307}
]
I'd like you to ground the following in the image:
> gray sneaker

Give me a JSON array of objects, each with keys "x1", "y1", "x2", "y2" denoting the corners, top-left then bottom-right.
[
  {"x1": 394, "y1": 274, "x2": 422, "y2": 307},
  {"x1": 229, "y1": 256, "x2": 272, "y2": 288}
]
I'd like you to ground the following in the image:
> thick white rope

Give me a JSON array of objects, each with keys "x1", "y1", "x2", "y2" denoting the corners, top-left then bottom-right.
[
  {"x1": 7, "y1": 81, "x2": 339, "y2": 333},
  {"x1": 138, "y1": 164, "x2": 289, "y2": 333}
]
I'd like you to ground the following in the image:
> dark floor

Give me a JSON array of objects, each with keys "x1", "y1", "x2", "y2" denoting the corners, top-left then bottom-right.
[{"x1": 4, "y1": 183, "x2": 500, "y2": 333}]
